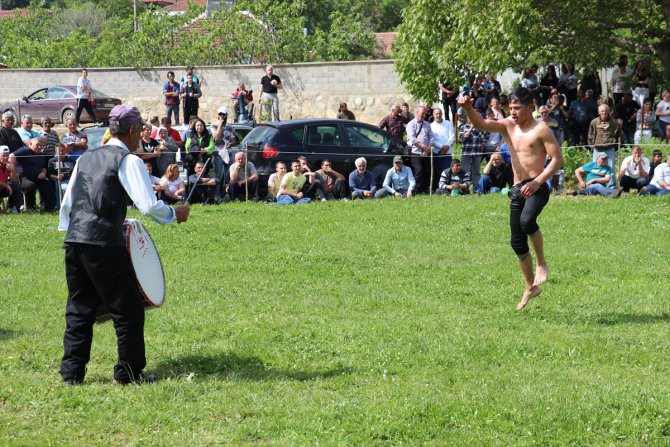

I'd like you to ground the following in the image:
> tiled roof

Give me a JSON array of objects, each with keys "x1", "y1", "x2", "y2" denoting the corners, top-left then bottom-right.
[
  {"x1": 374, "y1": 32, "x2": 397, "y2": 58},
  {"x1": 161, "y1": 0, "x2": 207, "y2": 12}
]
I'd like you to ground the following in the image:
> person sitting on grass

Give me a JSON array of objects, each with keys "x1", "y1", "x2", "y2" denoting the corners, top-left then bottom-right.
[
  {"x1": 641, "y1": 153, "x2": 670, "y2": 196},
  {"x1": 573, "y1": 152, "x2": 622, "y2": 197},
  {"x1": 160, "y1": 163, "x2": 185, "y2": 204},
  {"x1": 266, "y1": 161, "x2": 287, "y2": 202},
  {"x1": 316, "y1": 159, "x2": 348, "y2": 200},
  {"x1": 188, "y1": 161, "x2": 217, "y2": 204},
  {"x1": 477, "y1": 152, "x2": 513, "y2": 194},
  {"x1": 435, "y1": 158, "x2": 470, "y2": 196},
  {"x1": 375, "y1": 156, "x2": 416, "y2": 198},
  {"x1": 275, "y1": 159, "x2": 311, "y2": 205},
  {"x1": 348, "y1": 157, "x2": 377, "y2": 200},
  {"x1": 145, "y1": 162, "x2": 165, "y2": 199},
  {"x1": 617, "y1": 145, "x2": 650, "y2": 193}
]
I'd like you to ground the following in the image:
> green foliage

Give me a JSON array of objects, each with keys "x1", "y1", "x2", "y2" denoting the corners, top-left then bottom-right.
[
  {"x1": 49, "y1": 3, "x2": 107, "y2": 38},
  {"x1": 3, "y1": 197, "x2": 670, "y2": 445},
  {"x1": 562, "y1": 146, "x2": 593, "y2": 183},
  {"x1": 310, "y1": 11, "x2": 376, "y2": 61},
  {"x1": 394, "y1": 0, "x2": 670, "y2": 102}
]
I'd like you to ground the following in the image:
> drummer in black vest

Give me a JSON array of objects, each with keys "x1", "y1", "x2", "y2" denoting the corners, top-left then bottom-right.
[{"x1": 58, "y1": 104, "x2": 189, "y2": 386}]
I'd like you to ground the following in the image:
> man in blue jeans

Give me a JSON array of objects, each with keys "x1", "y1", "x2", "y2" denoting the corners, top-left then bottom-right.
[{"x1": 573, "y1": 152, "x2": 622, "y2": 197}]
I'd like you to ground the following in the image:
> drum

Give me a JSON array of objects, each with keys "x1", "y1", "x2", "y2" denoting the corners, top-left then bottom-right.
[{"x1": 95, "y1": 219, "x2": 166, "y2": 324}]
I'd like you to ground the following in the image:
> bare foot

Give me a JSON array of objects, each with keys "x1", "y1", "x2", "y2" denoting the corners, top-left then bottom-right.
[
  {"x1": 533, "y1": 264, "x2": 549, "y2": 287},
  {"x1": 516, "y1": 286, "x2": 541, "y2": 311}
]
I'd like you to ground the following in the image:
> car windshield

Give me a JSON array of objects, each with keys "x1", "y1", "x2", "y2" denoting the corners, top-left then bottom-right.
[{"x1": 241, "y1": 126, "x2": 278, "y2": 146}]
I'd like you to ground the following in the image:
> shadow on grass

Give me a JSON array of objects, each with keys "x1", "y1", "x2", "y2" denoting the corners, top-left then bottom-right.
[
  {"x1": 0, "y1": 328, "x2": 20, "y2": 341},
  {"x1": 154, "y1": 353, "x2": 353, "y2": 382},
  {"x1": 596, "y1": 313, "x2": 670, "y2": 325}
]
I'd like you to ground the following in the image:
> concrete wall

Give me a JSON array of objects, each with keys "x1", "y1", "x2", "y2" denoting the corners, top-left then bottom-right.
[{"x1": 0, "y1": 61, "x2": 418, "y2": 125}]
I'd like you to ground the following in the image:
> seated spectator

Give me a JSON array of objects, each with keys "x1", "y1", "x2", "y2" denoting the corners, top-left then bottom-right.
[
  {"x1": 648, "y1": 149, "x2": 664, "y2": 180},
  {"x1": 655, "y1": 89, "x2": 670, "y2": 141},
  {"x1": 275, "y1": 159, "x2": 311, "y2": 205},
  {"x1": 138, "y1": 124, "x2": 162, "y2": 175},
  {"x1": 298, "y1": 156, "x2": 325, "y2": 200},
  {"x1": 232, "y1": 82, "x2": 254, "y2": 123},
  {"x1": 185, "y1": 118, "x2": 214, "y2": 177},
  {"x1": 0, "y1": 112, "x2": 24, "y2": 153},
  {"x1": 573, "y1": 152, "x2": 621, "y2": 197},
  {"x1": 154, "y1": 127, "x2": 177, "y2": 179},
  {"x1": 436, "y1": 159, "x2": 470, "y2": 196},
  {"x1": 459, "y1": 116, "x2": 487, "y2": 189},
  {"x1": 40, "y1": 116, "x2": 60, "y2": 156},
  {"x1": 188, "y1": 161, "x2": 217, "y2": 204},
  {"x1": 666, "y1": 124, "x2": 670, "y2": 144},
  {"x1": 337, "y1": 103, "x2": 356, "y2": 121},
  {"x1": 634, "y1": 98, "x2": 655, "y2": 143},
  {"x1": 145, "y1": 162, "x2": 165, "y2": 199},
  {"x1": 211, "y1": 107, "x2": 236, "y2": 200},
  {"x1": 160, "y1": 163, "x2": 186, "y2": 204},
  {"x1": 498, "y1": 142, "x2": 512, "y2": 164},
  {"x1": 477, "y1": 153, "x2": 513, "y2": 194},
  {"x1": 375, "y1": 156, "x2": 416, "y2": 198},
  {"x1": 150, "y1": 117, "x2": 183, "y2": 149},
  {"x1": 316, "y1": 159, "x2": 347, "y2": 200},
  {"x1": 17, "y1": 115, "x2": 43, "y2": 147},
  {"x1": 641, "y1": 153, "x2": 670, "y2": 196},
  {"x1": 47, "y1": 143, "x2": 75, "y2": 203},
  {"x1": 0, "y1": 145, "x2": 21, "y2": 213},
  {"x1": 61, "y1": 118, "x2": 88, "y2": 161},
  {"x1": 15, "y1": 137, "x2": 55, "y2": 211},
  {"x1": 348, "y1": 157, "x2": 377, "y2": 199},
  {"x1": 267, "y1": 161, "x2": 287, "y2": 202},
  {"x1": 617, "y1": 146, "x2": 650, "y2": 193},
  {"x1": 228, "y1": 151, "x2": 259, "y2": 201}
]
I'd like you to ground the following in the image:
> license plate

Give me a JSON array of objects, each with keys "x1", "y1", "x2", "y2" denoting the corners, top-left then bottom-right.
[{"x1": 104, "y1": 103, "x2": 115, "y2": 108}]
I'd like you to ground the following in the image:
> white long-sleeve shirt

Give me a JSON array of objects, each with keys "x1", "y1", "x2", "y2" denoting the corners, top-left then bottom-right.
[
  {"x1": 430, "y1": 119, "x2": 455, "y2": 154},
  {"x1": 58, "y1": 138, "x2": 175, "y2": 231}
]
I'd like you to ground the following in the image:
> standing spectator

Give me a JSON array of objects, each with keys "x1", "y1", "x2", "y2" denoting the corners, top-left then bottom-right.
[
  {"x1": 539, "y1": 65, "x2": 559, "y2": 105},
  {"x1": 482, "y1": 73, "x2": 501, "y2": 102},
  {"x1": 400, "y1": 103, "x2": 414, "y2": 122},
  {"x1": 435, "y1": 159, "x2": 470, "y2": 196},
  {"x1": 348, "y1": 157, "x2": 377, "y2": 199},
  {"x1": 558, "y1": 63, "x2": 579, "y2": 106},
  {"x1": 634, "y1": 98, "x2": 655, "y2": 143},
  {"x1": 521, "y1": 66, "x2": 542, "y2": 106},
  {"x1": 655, "y1": 89, "x2": 670, "y2": 141},
  {"x1": 61, "y1": 118, "x2": 88, "y2": 161},
  {"x1": 631, "y1": 59, "x2": 651, "y2": 107},
  {"x1": 181, "y1": 74, "x2": 202, "y2": 125},
  {"x1": 642, "y1": 153, "x2": 670, "y2": 196},
  {"x1": 459, "y1": 116, "x2": 486, "y2": 190},
  {"x1": 275, "y1": 159, "x2": 311, "y2": 205},
  {"x1": 259, "y1": 65, "x2": 282, "y2": 122},
  {"x1": 228, "y1": 151, "x2": 259, "y2": 201},
  {"x1": 14, "y1": 138, "x2": 55, "y2": 211},
  {"x1": 75, "y1": 69, "x2": 97, "y2": 125},
  {"x1": 573, "y1": 153, "x2": 621, "y2": 197},
  {"x1": 180, "y1": 66, "x2": 200, "y2": 87},
  {"x1": 614, "y1": 92, "x2": 639, "y2": 144},
  {"x1": 316, "y1": 159, "x2": 347, "y2": 200},
  {"x1": 588, "y1": 104, "x2": 621, "y2": 186},
  {"x1": 0, "y1": 145, "x2": 21, "y2": 213},
  {"x1": 483, "y1": 107, "x2": 503, "y2": 159},
  {"x1": 159, "y1": 164, "x2": 186, "y2": 204},
  {"x1": 17, "y1": 115, "x2": 42, "y2": 146},
  {"x1": 477, "y1": 152, "x2": 513, "y2": 194},
  {"x1": 267, "y1": 161, "x2": 287, "y2": 202},
  {"x1": 547, "y1": 93, "x2": 568, "y2": 146},
  {"x1": 617, "y1": 145, "x2": 650, "y2": 192},
  {"x1": 187, "y1": 161, "x2": 216, "y2": 204},
  {"x1": 337, "y1": 103, "x2": 356, "y2": 120},
  {"x1": 569, "y1": 90, "x2": 597, "y2": 146},
  {"x1": 439, "y1": 80, "x2": 458, "y2": 123},
  {"x1": 430, "y1": 108, "x2": 456, "y2": 190},
  {"x1": 232, "y1": 82, "x2": 254, "y2": 123},
  {"x1": 40, "y1": 116, "x2": 60, "y2": 156},
  {"x1": 610, "y1": 57, "x2": 633, "y2": 106},
  {"x1": 378, "y1": 104, "x2": 407, "y2": 140},
  {"x1": 163, "y1": 71, "x2": 181, "y2": 126},
  {"x1": 48, "y1": 143, "x2": 76, "y2": 203},
  {"x1": 406, "y1": 105, "x2": 434, "y2": 194},
  {"x1": 0, "y1": 112, "x2": 23, "y2": 153},
  {"x1": 581, "y1": 72, "x2": 602, "y2": 101},
  {"x1": 375, "y1": 156, "x2": 416, "y2": 198}
]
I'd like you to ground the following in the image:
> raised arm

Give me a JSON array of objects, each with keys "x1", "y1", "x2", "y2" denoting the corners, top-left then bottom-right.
[{"x1": 457, "y1": 95, "x2": 508, "y2": 133}]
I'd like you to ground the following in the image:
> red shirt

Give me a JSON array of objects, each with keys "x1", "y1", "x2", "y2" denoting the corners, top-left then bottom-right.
[
  {"x1": 0, "y1": 162, "x2": 12, "y2": 183},
  {"x1": 150, "y1": 127, "x2": 182, "y2": 142}
]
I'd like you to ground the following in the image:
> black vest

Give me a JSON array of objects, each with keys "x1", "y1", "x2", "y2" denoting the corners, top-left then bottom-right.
[{"x1": 64, "y1": 145, "x2": 132, "y2": 247}]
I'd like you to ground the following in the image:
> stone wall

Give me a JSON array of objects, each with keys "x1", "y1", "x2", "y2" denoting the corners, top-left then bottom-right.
[{"x1": 0, "y1": 61, "x2": 419, "y2": 125}]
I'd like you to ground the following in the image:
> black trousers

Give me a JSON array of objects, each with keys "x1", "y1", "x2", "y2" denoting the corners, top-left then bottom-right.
[
  {"x1": 61, "y1": 244, "x2": 146, "y2": 383},
  {"x1": 229, "y1": 179, "x2": 259, "y2": 200},
  {"x1": 509, "y1": 181, "x2": 550, "y2": 258},
  {"x1": 75, "y1": 98, "x2": 97, "y2": 124},
  {"x1": 183, "y1": 99, "x2": 199, "y2": 125},
  {"x1": 21, "y1": 177, "x2": 55, "y2": 211},
  {"x1": 410, "y1": 155, "x2": 430, "y2": 194}
]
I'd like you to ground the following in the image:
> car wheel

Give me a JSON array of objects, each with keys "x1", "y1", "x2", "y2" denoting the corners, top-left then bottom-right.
[
  {"x1": 61, "y1": 109, "x2": 75, "y2": 124},
  {"x1": 3, "y1": 110, "x2": 18, "y2": 127}
]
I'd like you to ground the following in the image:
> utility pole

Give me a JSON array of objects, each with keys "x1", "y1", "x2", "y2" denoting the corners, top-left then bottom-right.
[{"x1": 133, "y1": 0, "x2": 138, "y2": 32}]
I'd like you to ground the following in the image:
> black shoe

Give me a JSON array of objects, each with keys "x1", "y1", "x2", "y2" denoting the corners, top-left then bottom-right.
[
  {"x1": 63, "y1": 377, "x2": 83, "y2": 386},
  {"x1": 609, "y1": 188, "x2": 623, "y2": 198},
  {"x1": 638, "y1": 187, "x2": 649, "y2": 196},
  {"x1": 114, "y1": 373, "x2": 158, "y2": 385}
]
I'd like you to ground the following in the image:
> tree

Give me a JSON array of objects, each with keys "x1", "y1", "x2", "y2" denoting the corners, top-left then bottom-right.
[{"x1": 394, "y1": 0, "x2": 670, "y2": 102}]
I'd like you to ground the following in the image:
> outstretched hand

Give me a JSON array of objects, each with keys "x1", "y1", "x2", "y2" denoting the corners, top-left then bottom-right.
[{"x1": 457, "y1": 95, "x2": 473, "y2": 107}]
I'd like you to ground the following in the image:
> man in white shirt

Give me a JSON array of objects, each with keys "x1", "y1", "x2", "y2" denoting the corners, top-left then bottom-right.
[
  {"x1": 617, "y1": 145, "x2": 650, "y2": 193},
  {"x1": 610, "y1": 58, "x2": 633, "y2": 107},
  {"x1": 643, "y1": 153, "x2": 670, "y2": 196},
  {"x1": 58, "y1": 104, "x2": 189, "y2": 386},
  {"x1": 75, "y1": 69, "x2": 97, "y2": 125},
  {"x1": 430, "y1": 108, "x2": 455, "y2": 191}
]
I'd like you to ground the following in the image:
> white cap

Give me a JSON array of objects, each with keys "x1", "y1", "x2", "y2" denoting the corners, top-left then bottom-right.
[
  {"x1": 217, "y1": 107, "x2": 228, "y2": 114},
  {"x1": 0, "y1": 145, "x2": 9, "y2": 154}
]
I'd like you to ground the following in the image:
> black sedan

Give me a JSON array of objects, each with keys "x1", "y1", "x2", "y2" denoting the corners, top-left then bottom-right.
[
  {"x1": 0, "y1": 86, "x2": 122, "y2": 125},
  {"x1": 238, "y1": 119, "x2": 407, "y2": 194}
]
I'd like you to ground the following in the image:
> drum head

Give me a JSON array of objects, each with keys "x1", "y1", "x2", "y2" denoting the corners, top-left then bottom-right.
[{"x1": 125, "y1": 219, "x2": 165, "y2": 307}]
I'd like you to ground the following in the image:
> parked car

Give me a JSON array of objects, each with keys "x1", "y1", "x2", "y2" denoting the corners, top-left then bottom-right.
[
  {"x1": 238, "y1": 119, "x2": 407, "y2": 195},
  {"x1": 0, "y1": 86, "x2": 122, "y2": 126}
]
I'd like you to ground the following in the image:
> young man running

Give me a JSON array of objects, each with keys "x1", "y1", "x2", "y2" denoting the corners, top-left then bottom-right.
[{"x1": 458, "y1": 87, "x2": 563, "y2": 310}]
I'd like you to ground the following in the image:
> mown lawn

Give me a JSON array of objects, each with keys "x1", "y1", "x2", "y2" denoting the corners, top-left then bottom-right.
[{"x1": 2, "y1": 195, "x2": 670, "y2": 446}]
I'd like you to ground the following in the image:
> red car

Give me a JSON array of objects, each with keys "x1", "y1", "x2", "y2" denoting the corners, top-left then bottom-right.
[{"x1": 0, "y1": 85, "x2": 122, "y2": 125}]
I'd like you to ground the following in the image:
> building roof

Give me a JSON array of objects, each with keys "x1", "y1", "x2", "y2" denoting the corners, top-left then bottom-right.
[
  {"x1": 373, "y1": 32, "x2": 397, "y2": 59},
  {"x1": 161, "y1": 0, "x2": 207, "y2": 12}
]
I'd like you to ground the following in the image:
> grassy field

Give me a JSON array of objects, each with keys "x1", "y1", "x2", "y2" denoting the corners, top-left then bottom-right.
[{"x1": 2, "y1": 195, "x2": 670, "y2": 446}]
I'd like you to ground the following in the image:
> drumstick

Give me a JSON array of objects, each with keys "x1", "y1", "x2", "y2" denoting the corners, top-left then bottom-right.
[{"x1": 183, "y1": 157, "x2": 212, "y2": 205}]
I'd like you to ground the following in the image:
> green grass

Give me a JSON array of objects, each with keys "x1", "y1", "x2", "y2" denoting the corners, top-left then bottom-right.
[{"x1": 2, "y1": 195, "x2": 670, "y2": 446}]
